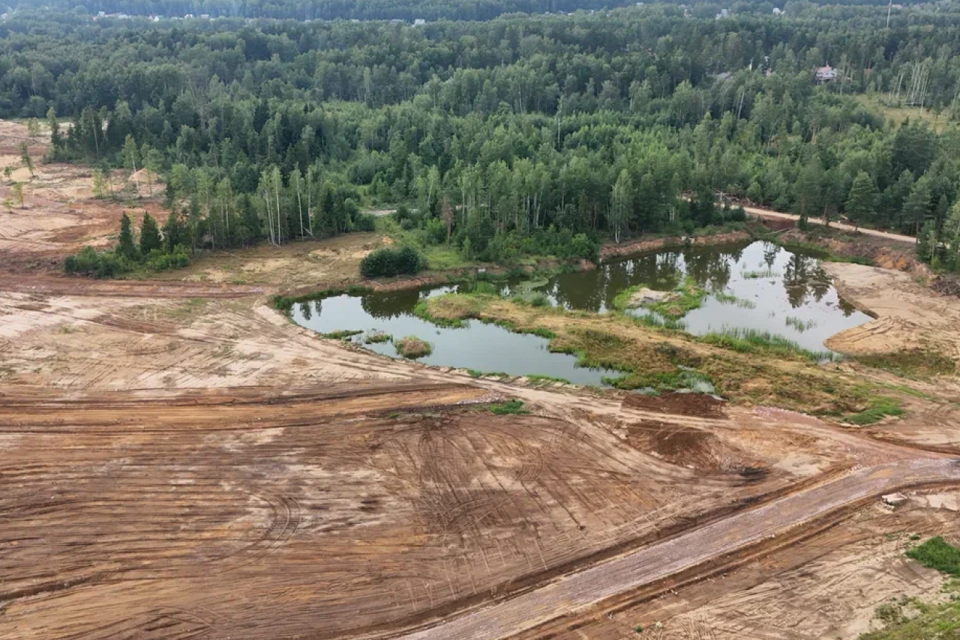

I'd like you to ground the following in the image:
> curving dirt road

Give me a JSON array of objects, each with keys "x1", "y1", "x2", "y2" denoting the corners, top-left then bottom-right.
[
  {"x1": 396, "y1": 457, "x2": 960, "y2": 640},
  {"x1": 742, "y1": 205, "x2": 917, "y2": 244}
]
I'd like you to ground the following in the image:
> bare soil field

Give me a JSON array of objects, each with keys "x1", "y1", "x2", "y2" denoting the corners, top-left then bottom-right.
[
  {"x1": 0, "y1": 121, "x2": 168, "y2": 273},
  {"x1": 2, "y1": 123, "x2": 960, "y2": 640},
  {"x1": 506, "y1": 490, "x2": 960, "y2": 640}
]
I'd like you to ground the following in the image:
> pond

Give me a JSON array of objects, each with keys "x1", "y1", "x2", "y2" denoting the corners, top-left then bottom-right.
[
  {"x1": 289, "y1": 240, "x2": 872, "y2": 385},
  {"x1": 290, "y1": 286, "x2": 621, "y2": 385},
  {"x1": 538, "y1": 240, "x2": 872, "y2": 354}
]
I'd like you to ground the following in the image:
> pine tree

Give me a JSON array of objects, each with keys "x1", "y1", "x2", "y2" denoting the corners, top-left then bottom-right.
[
  {"x1": 845, "y1": 171, "x2": 877, "y2": 231},
  {"x1": 117, "y1": 212, "x2": 137, "y2": 260},
  {"x1": 917, "y1": 219, "x2": 938, "y2": 264},
  {"x1": 139, "y1": 213, "x2": 162, "y2": 255},
  {"x1": 163, "y1": 208, "x2": 188, "y2": 252},
  {"x1": 903, "y1": 177, "x2": 933, "y2": 236},
  {"x1": 47, "y1": 107, "x2": 62, "y2": 155}
]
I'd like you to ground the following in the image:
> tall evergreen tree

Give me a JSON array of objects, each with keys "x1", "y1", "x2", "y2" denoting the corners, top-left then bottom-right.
[
  {"x1": 845, "y1": 171, "x2": 878, "y2": 231},
  {"x1": 117, "y1": 212, "x2": 137, "y2": 260},
  {"x1": 139, "y1": 213, "x2": 162, "y2": 255}
]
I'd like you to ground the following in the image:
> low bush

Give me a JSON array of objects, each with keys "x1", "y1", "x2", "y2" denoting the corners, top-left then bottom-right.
[
  {"x1": 393, "y1": 335, "x2": 432, "y2": 358},
  {"x1": 487, "y1": 399, "x2": 529, "y2": 415},
  {"x1": 64, "y1": 246, "x2": 130, "y2": 278},
  {"x1": 145, "y1": 244, "x2": 191, "y2": 271},
  {"x1": 906, "y1": 537, "x2": 960, "y2": 575},
  {"x1": 360, "y1": 246, "x2": 427, "y2": 279}
]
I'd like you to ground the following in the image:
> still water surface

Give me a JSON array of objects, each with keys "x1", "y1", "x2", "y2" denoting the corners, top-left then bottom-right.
[{"x1": 291, "y1": 241, "x2": 872, "y2": 385}]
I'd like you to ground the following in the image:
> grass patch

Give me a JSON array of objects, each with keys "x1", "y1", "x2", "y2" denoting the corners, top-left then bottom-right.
[
  {"x1": 487, "y1": 399, "x2": 529, "y2": 415},
  {"x1": 630, "y1": 312, "x2": 688, "y2": 331},
  {"x1": 466, "y1": 369, "x2": 511, "y2": 379},
  {"x1": 612, "y1": 276, "x2": 704, "y2": 319},
  {"x1": 700, "y1": 327, "x2": 838, "y2": 362},
  {"x1": 412, "y1": 298, "x2": 469, "y2": 328},
  {"x1": 526, "y1": 374, "x2": 571, "y2": 385},
  {"x1": 364, "y1": 331, "x2": 392, "y2": 344},
  {"x1": 844, "y1": 396, "x2": 904, "y2": 425},
  {"x1": 907, "y1": 537, "x2": 960, "y2": 575},
  {"x1": 320, "y1": 329, "x2": 363, "y2": 340},
  {"x1": 785, "y1": 316, "x2": 817, "y2": 332},
  {"x1": 741, "y1": 268, "x2": 780, "y2": 279},
  {"x1": 393, "y1": 336, "x2": 432, "y2": 358},
  {"x1": 857, "y1": 350, "x2": 958, "y2": 378},
  {"x1": 715, "y1": 292, "x2": 756, "y2": 309},
  {"x1": 859, "y1": 599, "x2": 960, "y2": 640}
]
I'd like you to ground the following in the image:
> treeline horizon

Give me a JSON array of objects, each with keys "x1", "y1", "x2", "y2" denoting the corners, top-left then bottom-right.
[{"x1": 2, "y1": 2, "x2": 960, "y2": 272}]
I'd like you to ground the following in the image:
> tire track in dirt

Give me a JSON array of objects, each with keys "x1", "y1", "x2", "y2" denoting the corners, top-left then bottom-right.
[{"x1": 392, "y1": 458, "x2": 960, "y2": 640}]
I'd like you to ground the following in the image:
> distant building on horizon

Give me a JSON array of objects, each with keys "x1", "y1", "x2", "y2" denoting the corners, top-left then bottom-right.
[{"x1": 816, "y1": 64, "x2": 838, "y2": 82}]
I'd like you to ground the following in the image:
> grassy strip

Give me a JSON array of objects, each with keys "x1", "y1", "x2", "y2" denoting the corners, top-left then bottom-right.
[
  {"x1": 856, "y1": 350, "x2": 958, "y2": 378},
  {"x1": 843, "y1": 396, "x2": 904, "y2": 425},
  {"x1": 630, "y1": 313, "x2": 688, "y2": 331},
  {"x1": 699, "y1": 327, "x2": 838, "y2": 363},
  {"x1": 486, "y1": 399, "x2": 529, "y2": 415},
  {"x1": 741, "y1": 268, "x2": 781, "y2": 279},
  {"x1": 526, "y1": 374, "x2": 572, "y2": 385},
  {"x1": 906, "y1": 537, "x2": 960, "y2": 575},
  {"x1": 320, "y1": 329, "x2": 363, "y2": 340},
  {"x1": 466, "y1": 369, "x2": 511, "y2": 379},
  {"x1": 715, "y1": 292, "x2": 757, "y2": 309}
]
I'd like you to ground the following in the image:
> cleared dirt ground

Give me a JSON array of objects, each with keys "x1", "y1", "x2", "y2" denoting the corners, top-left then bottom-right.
[
  {"x1": 507, "y1": 491, "x2": 960, "y2": 640},
  {"x1": 2, "y1": 121, "x2": 960, "y2": 640}
]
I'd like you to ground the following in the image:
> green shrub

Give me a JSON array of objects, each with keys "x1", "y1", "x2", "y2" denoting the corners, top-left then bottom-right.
[
  {"x1": 360, "y1": 246, "x2": 427, "y2": 279},
  {"x1": 63, "y1": 246, "x2": 129, "y2": 278},
  {"x1": 487, "y1": 399, "x2": 529, "y2": 415},
  {"x1": 529, "y1": 292, "x2": 551, "y2": 307},
  {"x1": 145, "y1": 244, "x2": 190, "y2": 271},
  {"x1": 393, "y1": 335, "x2": 432, "y2": 358},
  {"x1": 906, "y1": 537, "x2": 960, "y2": 575},
  {"x1": 352, "y1": 213, "x2": 377, "y2": 232}
]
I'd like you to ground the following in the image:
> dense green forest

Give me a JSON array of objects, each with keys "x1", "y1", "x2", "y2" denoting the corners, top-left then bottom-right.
[
  {"x1": 1, "y1": 0, "x2": 926, "y2": 21},
  {"x1": 4, "y1": 1, "x2": 960, "y2": 273}
]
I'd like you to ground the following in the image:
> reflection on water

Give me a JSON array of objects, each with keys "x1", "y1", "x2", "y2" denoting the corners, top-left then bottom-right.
[
  {"x1": 290, "y1": 240, "x2": 872, "y2": 382},
  {"x1": 290, "y1": 286, "x2": 620, "y2": 386},
  {"x1": 534, "y1": 240, "x2": 868, "y2": 352}
]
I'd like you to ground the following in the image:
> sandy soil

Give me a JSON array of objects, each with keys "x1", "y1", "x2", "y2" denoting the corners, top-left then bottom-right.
[
  {"x1": 824, "y1": 262, "x2": 960, "y2": 364},
  {"x1": 0, "y1": 120, "x2": 170, "y2": 273},
  {"x1": 2, "y1": 119, "x2": 960, "y2": 640},
  {"x1": 509, "y1": 491, "x2": 960, "y2": 640}
]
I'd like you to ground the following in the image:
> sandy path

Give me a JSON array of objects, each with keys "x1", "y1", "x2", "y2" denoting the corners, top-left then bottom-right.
[
  {"x1": 743, "y1": 205, "x2": 917, "y2": 244},
  {"x1": 396, "y1": 457, "x2": 960, "y2": 640}
]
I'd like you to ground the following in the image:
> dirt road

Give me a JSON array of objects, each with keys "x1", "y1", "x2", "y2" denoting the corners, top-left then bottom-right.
[
  {"x1": 743, "y1": 205, "x2": 917, "y2": 244},
  {"x1": 396, "y1": 457, "x2": 960, "y2": 640}
]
